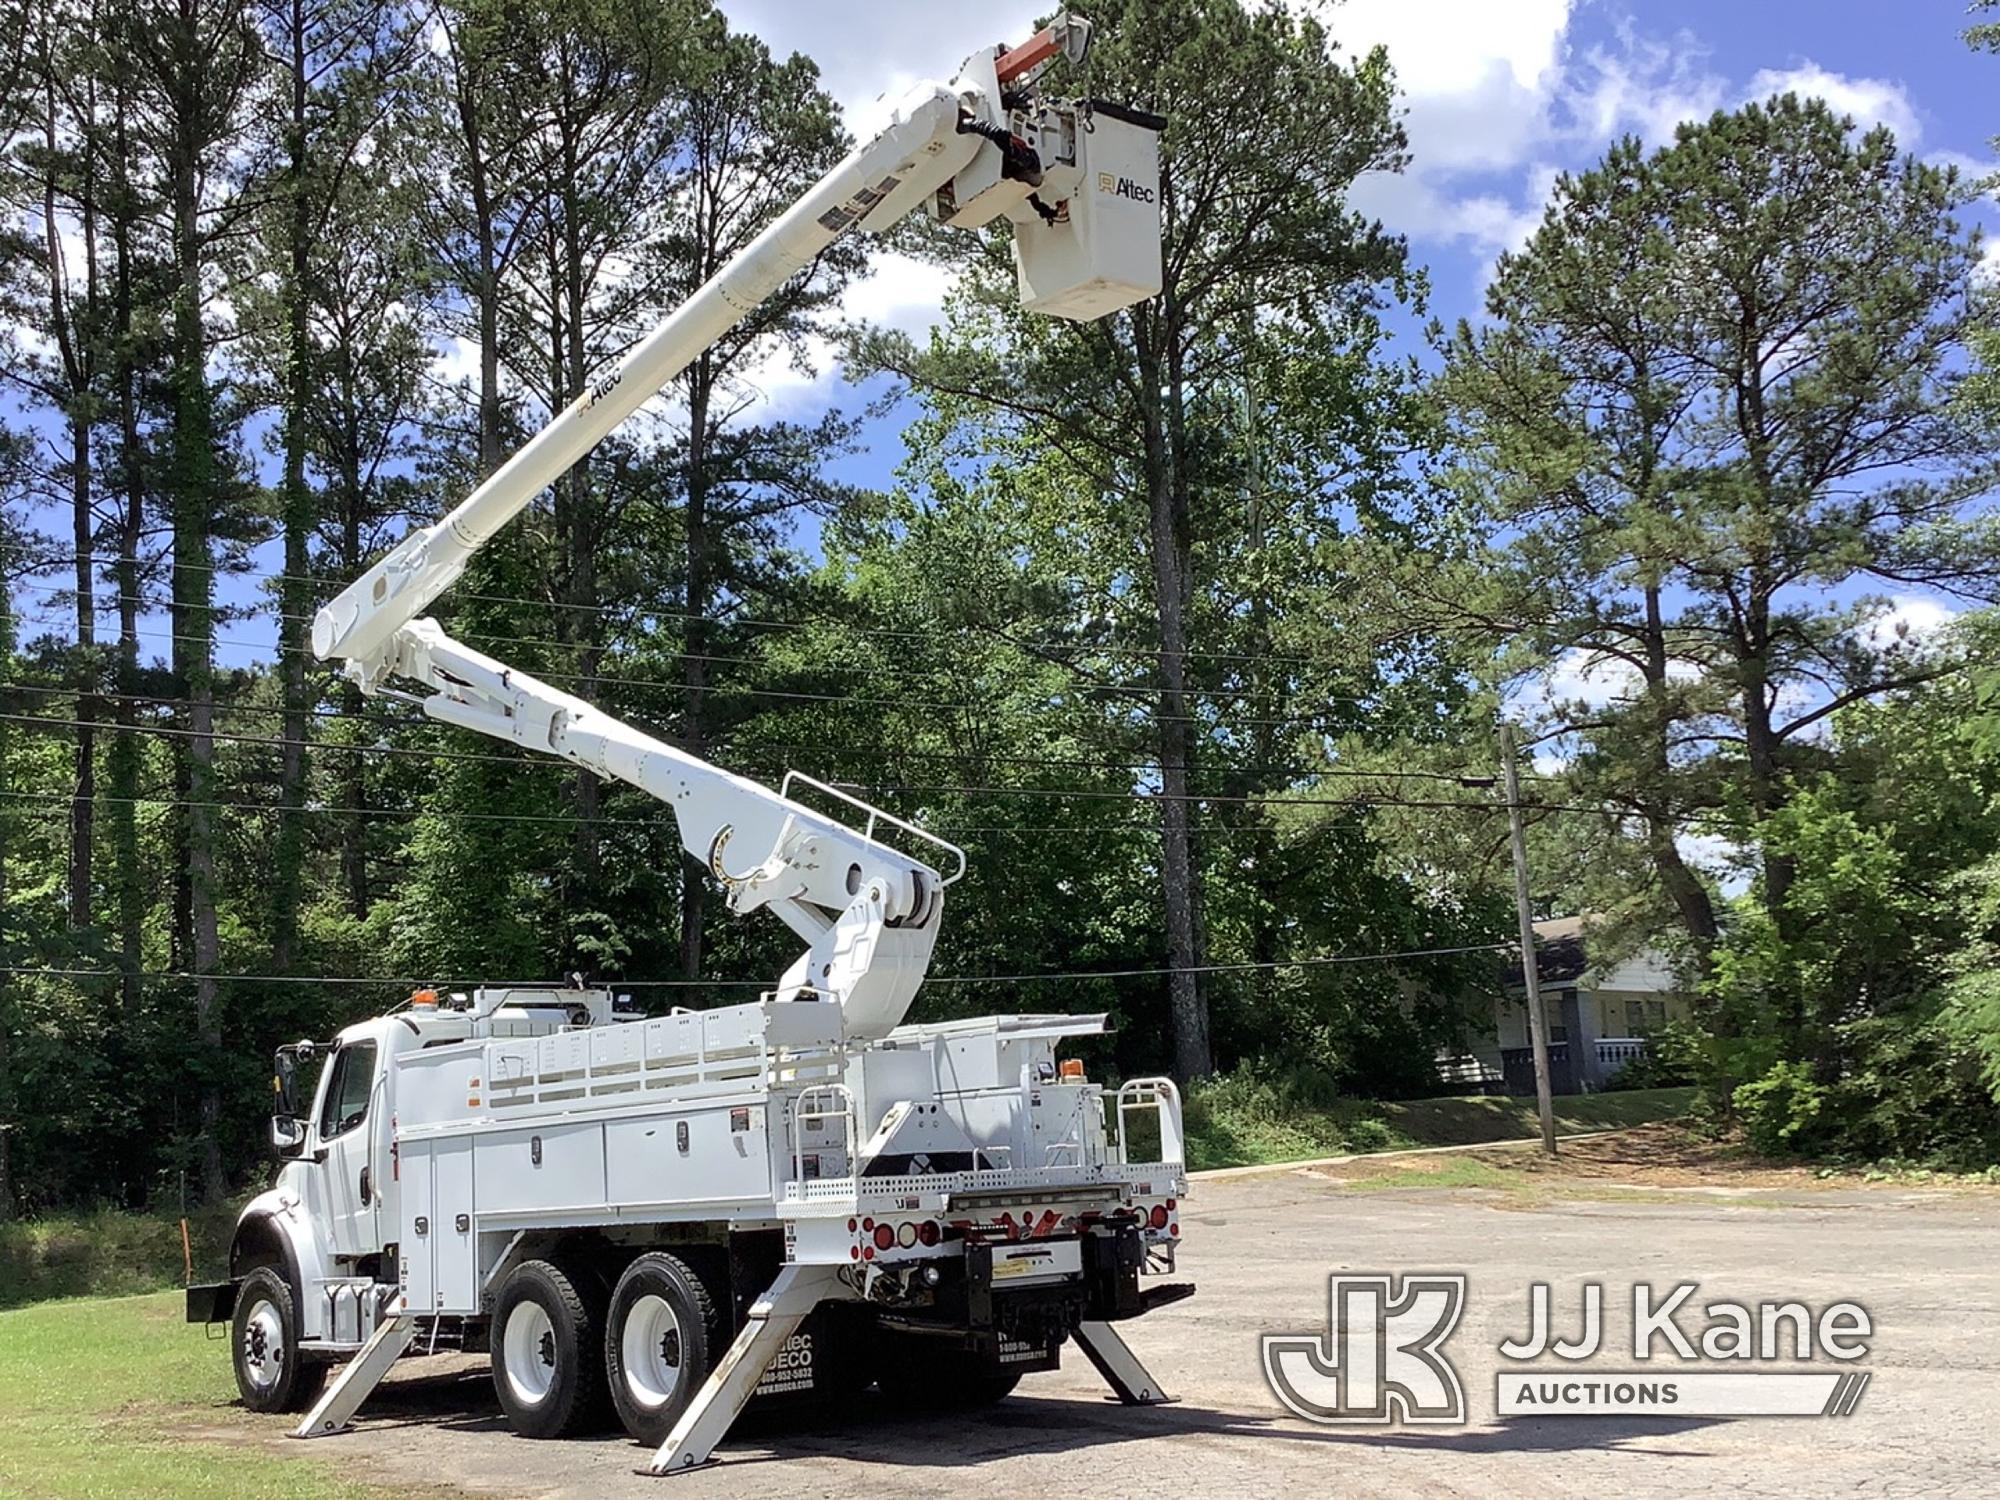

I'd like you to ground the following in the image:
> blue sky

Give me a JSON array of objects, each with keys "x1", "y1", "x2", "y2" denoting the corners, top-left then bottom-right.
[{"x1": 715, "y1": 0, "x2": 1998, "y2": 467}]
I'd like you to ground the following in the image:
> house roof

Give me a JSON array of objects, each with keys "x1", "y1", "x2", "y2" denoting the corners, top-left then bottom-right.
[{"x1": 1501, "y1": 915, "x2": 1592, "y2": 987}]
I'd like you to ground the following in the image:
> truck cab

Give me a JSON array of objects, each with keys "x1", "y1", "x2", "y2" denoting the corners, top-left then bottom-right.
[{"x1": 194, "y1": 990, "x2": 615, "y2": 1411}]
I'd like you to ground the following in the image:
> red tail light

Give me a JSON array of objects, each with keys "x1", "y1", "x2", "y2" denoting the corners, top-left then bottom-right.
[
  {"x1": 872, "y1": 1222, "x2": 896, "y2": 1251},
  {"x1": 917, "y1": 1220, "x2": 941, "y2": 1247},
  {"x1": 1148, "y1": 1204, "x2": 1169, "y2": 1230}
]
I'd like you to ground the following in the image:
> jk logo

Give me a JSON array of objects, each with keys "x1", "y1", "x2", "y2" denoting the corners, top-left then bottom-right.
[{"x1": 1262, "y1": 1274, "x2": 1468, "y2": 1424}]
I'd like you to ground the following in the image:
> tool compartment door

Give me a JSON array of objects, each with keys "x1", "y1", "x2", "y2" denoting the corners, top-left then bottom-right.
[
  {"x1": 398, "y1": 1136, "x2": 478, "y2": 1315},
  {"x1": 604, "y1": 1104, "x2": 770, "y2": 1207},
  {"x1": 426, "y1": 1137, "x2": 476, "y2": 1312},
  {"x1": 398, "y1": 1139, "x2": 444, "y2": 1312}
]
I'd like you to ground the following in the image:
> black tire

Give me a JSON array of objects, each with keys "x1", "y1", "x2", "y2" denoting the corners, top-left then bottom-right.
[
  {"x1": 604, "y1": 1252, "x2": 719, "y2": 1447},
  {"x1": 232, "y1": 1265, "x2": 328, "y2": 1414},
  {"x1": 491, "y1": 1258, "x2": 609, "y2": 1439},
  {"x1": 874, "y1": 1333, "x2": 1022, "y2": 1410}
]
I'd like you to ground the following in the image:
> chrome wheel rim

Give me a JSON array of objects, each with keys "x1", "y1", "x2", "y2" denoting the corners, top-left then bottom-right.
[
  {"x1": 620, "y1": 1294, "x2": 684, "y2": 1410},
  {"x1": 241, "y1": 1298, "x2": 286, "y2": 1393},
  {"x1": 502, "y1": 1300, "x2": 558, "y2": 1406}
]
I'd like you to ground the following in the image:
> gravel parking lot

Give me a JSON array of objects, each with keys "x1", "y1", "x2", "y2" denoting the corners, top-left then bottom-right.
[{"x1": 249, "y1": 1161, "x2": 2000, "y2": 1499}]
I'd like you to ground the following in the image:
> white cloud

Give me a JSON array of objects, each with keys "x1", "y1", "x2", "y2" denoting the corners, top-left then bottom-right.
[
  {"x1": 840, "y1": 251, "x2": 956, "y2": 332},
  {"x1": 1928, "y1": 149, "x2": 2000, "y2": 185},
  {"x1": 1330, "y1": 0, "x2": 1572, "y2": 173},
  {"x1": 1316, "y1": 5, "x2": 1726, "y2": 289},
  {"x1": 1676, "y1": 828, "x2": 1749, "y2": 897},
  {"x1": 1743, "y1": 61, "x2": 1920, "y2": 145},
  {"x1": 1859, "y1": 595, "x2": 1957, "y2": 655},
  {"x1": 1566, "y1": 26, "x2": 1724, "y2": 145},
  {"x1": 692, "y1": 6, "x2": 1018, "y2": 418},
  {"x1": 1534, "y1": 646, "x2": 1701, "y2": 714},
  {"x1": 728, "y1": 249, "x2": 957, "y2": 418},
  {"x1": 1504, "y1": 647, "x2": 1701, "y2": 776},
  {"x1": 1978, "y1": 237, "x2": 2000, "y2": 287},
  {"x1": 715, "y1": 2, "x2": 1040, "y2": 139},
  {"x1": 429, "y1": 334, "x2": 481, "y2": 391},
  {"x1": 1333, "y1": 0, "x2": 1569, "y2": 99},
  {"x1": 1316, "y1": 6, "x2": 1933, "y2": 295}
]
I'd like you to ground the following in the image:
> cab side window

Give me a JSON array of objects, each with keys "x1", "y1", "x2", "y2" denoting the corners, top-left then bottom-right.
[{"x1": 317, "y1": 1042, "x2": 377, "y2": 1140}]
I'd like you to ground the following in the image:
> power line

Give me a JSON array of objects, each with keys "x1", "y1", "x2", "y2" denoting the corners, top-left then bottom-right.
[
  {"x1": 0, "y1": 681, "x2": 1487, "y2": 786},
  {"x1": 7, "y1": 612, "x2": 1350, "y2": 727},
  {"x1": 0, "y1": 789, "x2": 1333, "y2": 841},
  {"x1": 0, "y1": 940, "x2": 1516, "y2": 991},
  {"x1": 23, "y1": 553, "x2": 1336, "y2": 668},
  {"x1": 0, "y1": 710, "x2": 1539, "y2": 814},
  {"x1": 919, "y1": 942, "x2": 1517, "y2": 985}
]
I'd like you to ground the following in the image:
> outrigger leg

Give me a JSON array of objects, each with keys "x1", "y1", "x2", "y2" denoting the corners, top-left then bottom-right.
[
  {"x1": 292, "y1": 1313, "x2": 418, "y2": 1438},
  {"x1": 650, "y1": 1263, "x2": 850, "y2": 1476},
  {"x1": 1074, "y1": 1319, "x2": 1173, "y2": 1405}
]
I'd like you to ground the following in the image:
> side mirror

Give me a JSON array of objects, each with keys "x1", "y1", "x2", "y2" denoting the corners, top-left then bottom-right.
[{"x1": 271, "y1": 1116, "x2": 307, "y2": 1157}]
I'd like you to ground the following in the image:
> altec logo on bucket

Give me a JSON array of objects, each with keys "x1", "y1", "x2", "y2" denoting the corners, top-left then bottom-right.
[
  {"x1": 1261, "y1": 1276, "x2": 1875, "y2": 1424},
  {"x1": 1097, "y1": 171, "x2": 1157, "y2": 203}
]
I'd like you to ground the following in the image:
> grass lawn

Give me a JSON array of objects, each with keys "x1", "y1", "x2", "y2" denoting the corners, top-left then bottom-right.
[
  {"x1": 0, "y1": 1291, "x2": 405, "y2": 1500},
  {"x1": 1183, "y1": 1082, "x2": 1696, "y2": 1170},
  {"x1": 1381, "y1": 1087, "x2": 1700, "y2": 1149}
]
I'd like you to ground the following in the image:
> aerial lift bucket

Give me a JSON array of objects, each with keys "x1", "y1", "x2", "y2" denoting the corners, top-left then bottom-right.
[{"x1": 1015, "y1": 101, "x2": 1166, "y2": 321}]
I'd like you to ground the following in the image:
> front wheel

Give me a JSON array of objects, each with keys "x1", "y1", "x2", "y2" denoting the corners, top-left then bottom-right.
[
  {"x1": 604, "y1": 1252, "x2": 718, "y2": 1446},
  {"x1": 232, "y1": 1265, "x2": 327, "y2": 1413}
]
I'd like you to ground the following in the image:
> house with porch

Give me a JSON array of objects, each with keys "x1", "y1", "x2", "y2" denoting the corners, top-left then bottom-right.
[{"x1": 1443, "y1": 915, "x2": 1696, "y2": 1095}]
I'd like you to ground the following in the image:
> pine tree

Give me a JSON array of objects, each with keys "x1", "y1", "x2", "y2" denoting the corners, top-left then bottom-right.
[
  {"x1": 122, "y1": 0, "x2": 267, "y2": 1200},
  {"x1": 659, "y1": 15, "x2": 855, "y2": 979},
  {"x1": 1440, "y1": 97, "x2": 1997, "y2": 1003},
  {"x1": 850, "y1": 0, "x2": 1413, "y2": 1078}
]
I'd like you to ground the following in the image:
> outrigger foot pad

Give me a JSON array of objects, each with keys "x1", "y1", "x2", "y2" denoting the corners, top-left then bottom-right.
[{"x1": 1075, "y1": 1319, "x2": 1174, "y2": 1405}]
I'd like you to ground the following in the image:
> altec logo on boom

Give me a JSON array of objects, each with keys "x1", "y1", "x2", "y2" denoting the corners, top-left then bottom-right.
[{"x1": 1261, "y1": 1276, "x2": 1876, "y2": 1424}]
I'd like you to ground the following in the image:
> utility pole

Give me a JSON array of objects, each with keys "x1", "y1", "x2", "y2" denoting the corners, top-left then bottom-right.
[{"x1": 1500, "y1": 723, "x2": 1558, "y2": 1156}]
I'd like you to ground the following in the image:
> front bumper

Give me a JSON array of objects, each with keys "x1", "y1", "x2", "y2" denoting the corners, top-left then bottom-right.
[{"x1": 185, "y1": 1279, "x2": 240, "y2": 1325}]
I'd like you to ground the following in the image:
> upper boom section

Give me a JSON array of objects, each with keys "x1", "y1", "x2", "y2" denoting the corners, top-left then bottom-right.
[
  {"x1": 313, "y1": 12, "x2": 1160, "y2": 690},
  {"x1": 312, "y1": 82, "x2": 974, "y2": 686}
]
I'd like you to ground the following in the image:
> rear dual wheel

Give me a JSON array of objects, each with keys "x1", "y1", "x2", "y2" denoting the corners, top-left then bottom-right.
[
  {"x1": 490, "y1": 1251, "x2": 720, "y2": 1446},
  {"x1": 491, "y1": 1259, "x2": 609, "y2": 1439},
  {"x1": 604, "y1": 1252, "x2": 719, "y2": 1447}
]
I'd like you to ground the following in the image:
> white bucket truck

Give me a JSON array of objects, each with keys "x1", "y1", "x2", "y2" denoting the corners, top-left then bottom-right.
[{"x1": 186, "y1": 15, "x2": 1191, "y2": 1475}]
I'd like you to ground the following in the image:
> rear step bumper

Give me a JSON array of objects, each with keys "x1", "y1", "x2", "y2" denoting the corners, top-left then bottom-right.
[{"x1": 1136, "y1": 1281, "x2": 1196, "y2": 1316}]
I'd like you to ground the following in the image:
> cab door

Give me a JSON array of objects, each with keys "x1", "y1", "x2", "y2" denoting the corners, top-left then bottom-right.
[{"x1": 312, "y1": 1040, "x2": 382, "y2": 1260}]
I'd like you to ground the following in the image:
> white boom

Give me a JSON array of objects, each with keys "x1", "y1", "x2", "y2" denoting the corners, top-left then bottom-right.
[{"x1": 309, "y1": 14, "x2": 1161, "y2": 1040}]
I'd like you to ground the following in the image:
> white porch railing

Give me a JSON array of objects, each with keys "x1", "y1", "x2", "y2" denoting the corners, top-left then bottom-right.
[{"x1": 1595, "y1": 1037, "x2": 1648, "y2": 1071}]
